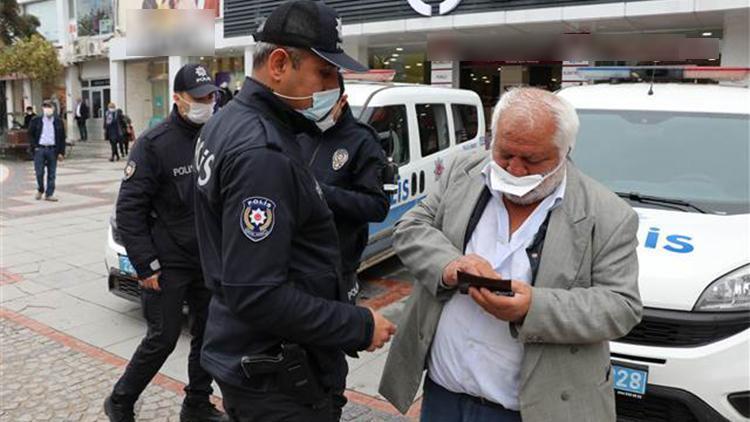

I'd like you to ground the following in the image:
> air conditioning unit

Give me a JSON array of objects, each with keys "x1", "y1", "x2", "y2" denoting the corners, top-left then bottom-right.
[
  {"x1": 87, "y1": 40, "x2": 101, "y2": 56},
  {"x1": 73, "y1": 40, "x2": 85, "y2": 56}
]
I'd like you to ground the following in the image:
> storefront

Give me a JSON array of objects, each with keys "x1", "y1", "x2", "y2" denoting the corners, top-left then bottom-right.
[
  {"x1": 105, "y1": 0, "x2": 746, "y2": 135},
  {"x1": 221, "y1": 0, "x2": 746, "y2": 128}
]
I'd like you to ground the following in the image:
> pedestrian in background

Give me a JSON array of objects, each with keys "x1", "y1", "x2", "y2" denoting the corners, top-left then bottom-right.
[
  {"x1": 104, "y1": 102, "x2": 126, "y2": 162},
  {"x1": 116, "y1": 107, "x2": 131, "y2": 157},
  {"x1": 22, "y1": 106, "x2": 36, "y2": 129},
  {"x1": 75, "y1": 97, "x2": 90, "y2": 141},
  {"x1": 27, "y1": 100, "x2": 66, "y2": 202}
]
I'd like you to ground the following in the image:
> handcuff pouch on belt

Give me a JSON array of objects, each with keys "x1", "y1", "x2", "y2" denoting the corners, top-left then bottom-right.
[{"x1": 240, "y1": 343, "x2": 326, "y2": 407}]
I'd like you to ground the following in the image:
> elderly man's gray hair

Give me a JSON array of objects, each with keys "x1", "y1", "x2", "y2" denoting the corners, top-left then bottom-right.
[
  {"x1": 252, "y1": 42, "x2": 303, "y2": 70},
  {"x1": 490, "y1": 87, "x2": 580, "y2": 157}
]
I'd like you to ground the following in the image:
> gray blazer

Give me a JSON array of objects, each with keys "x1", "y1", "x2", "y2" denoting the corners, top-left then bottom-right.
[{"x1": 379, "y1": 151, "x2": 642, "y2": 422}]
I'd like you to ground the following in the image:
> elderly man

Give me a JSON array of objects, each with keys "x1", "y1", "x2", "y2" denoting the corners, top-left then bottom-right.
[{"x1": 379, "y1": 87, "x2": 642, "y2": 422}]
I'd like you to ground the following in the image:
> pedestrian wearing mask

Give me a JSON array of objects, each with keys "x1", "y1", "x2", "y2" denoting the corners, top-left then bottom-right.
[
  {"x1": 28, "y1": 100, "x2": 66, "y2": 201},
  {"x1": 104, "y1": 102, "x2": 126, "y2": 162},
  {"x1": 103, "y1": 63, "x2": 226, "y2": 422},
  {"x1": 192, "y1": 1, "x2": 397, "y2": 420}
]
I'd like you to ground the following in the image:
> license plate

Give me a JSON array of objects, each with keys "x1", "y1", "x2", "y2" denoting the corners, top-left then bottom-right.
[
  {"x1": 612, "y1": 361, "x2": 649, "y2": 397},
  {"x1": 118, "y1": 255, "x2": 137, "y2": 277}
]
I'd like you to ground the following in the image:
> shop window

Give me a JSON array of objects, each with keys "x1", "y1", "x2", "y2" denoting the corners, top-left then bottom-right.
[
  {"x1": 417, "y1": 104, "x2": 450, "y2": 157},
  {"x1": 366, "y1": 105, "x2": 410, "y2": 165},
  {"x1": 452, "y1": 104, "x2": 479, "y2": 143}
]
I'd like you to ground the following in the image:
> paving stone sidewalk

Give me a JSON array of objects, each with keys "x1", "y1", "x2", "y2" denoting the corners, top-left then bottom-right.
[{"x1": 0, "y1": 311, "x2": 411, "y2": 421}]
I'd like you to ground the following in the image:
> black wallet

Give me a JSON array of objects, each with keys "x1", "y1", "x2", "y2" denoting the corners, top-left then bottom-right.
[{"x1": 457, "y1": 271, "x2": 515, "y2": 297}]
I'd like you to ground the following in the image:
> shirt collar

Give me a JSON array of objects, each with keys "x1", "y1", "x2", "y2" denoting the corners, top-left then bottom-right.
[{"x1": 481, "y1": 160, "x2": 567, "y2": 209}]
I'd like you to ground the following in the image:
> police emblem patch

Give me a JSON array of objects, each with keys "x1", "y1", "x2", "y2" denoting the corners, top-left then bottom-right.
[
  {"x1": 123, "y1": 161, "x2": 136, "y2": 181},
  {"x1": 240, "y1": 197, "x2": 276, "y2": 242},
  {"x1": 332, "y1": 149, "x2": 349, "y2": 171}
]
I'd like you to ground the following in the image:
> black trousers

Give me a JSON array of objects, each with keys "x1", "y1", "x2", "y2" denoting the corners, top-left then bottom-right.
[
  {"x1": 112, "y1": 268, "x2": 213, "y2": 405},
  {"x1": 218, "y1": 380, "x2": 346, "y2": 422},
  {"x1": 76, "y1": 118, "x2": 87, "y2": 141},
  {"x1": 109, "y1": 139, "x2": 120, "y2": 159},
  {"x1": 118, "y1": 137, "x2": 129, "y2": 156}
]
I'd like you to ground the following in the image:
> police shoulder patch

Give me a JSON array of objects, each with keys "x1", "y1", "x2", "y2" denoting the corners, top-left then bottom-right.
[
  {"x1": 240, "y1": 197, "x2": 276, "y2": 243},
  {"x1": 332, "y1": 148, "x2": 349, "y2": 171},
  {"x1": 123, "y1": 161, "x2": 137, "y2": 181}
]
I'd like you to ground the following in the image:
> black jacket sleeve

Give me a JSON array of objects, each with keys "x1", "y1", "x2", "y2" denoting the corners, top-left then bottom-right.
[
  {"x1": 116, "y1": 138, "x2": 161, "y2": 278},
  {"x1": 219, "y1": 147, "x2": 374, "y2": 352},
  {"x1": 55, "y1": 118, "x2": 66, "y2": 156},
  {"x1": 320, "y1": 130, "x2": 389, "y2": 224},
  {"x1": 28, "y1": 117, "x2": 41, "y2": 150}
]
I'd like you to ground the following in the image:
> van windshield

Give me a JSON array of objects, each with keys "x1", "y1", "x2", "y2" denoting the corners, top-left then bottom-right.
[
  {"x1": 572, "y1": 110, "x2": 750, "y2": 215},
  {"x1": 350, "y1": 106, "x2": 363, "y2": 120}
]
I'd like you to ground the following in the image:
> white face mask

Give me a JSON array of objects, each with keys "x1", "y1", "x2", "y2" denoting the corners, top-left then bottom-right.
[
  {"x1": 184, "y1": 100, "x2": 214, "y2": 125},
  {"x1": 42, "y1": 107, "x2": 54, "y2": 117},
  {"x1": 488, "y1": 158, "x2": 566, "y2": 198},
  {"x1": 315, "y1": 113, "x2": 337, "y2": 132}
]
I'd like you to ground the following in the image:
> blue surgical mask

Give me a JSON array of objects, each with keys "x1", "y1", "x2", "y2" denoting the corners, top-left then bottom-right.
[{"x1": 276, "y1": 88, "x2": 340, "y2": 123}]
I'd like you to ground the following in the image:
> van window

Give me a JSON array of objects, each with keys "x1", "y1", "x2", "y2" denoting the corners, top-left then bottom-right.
[
  {"x1": 366, "y1": 105, "x2": 410, "y2": 165},
  {"x1": 417, "y1": 104, "x2": 450, "y2": 157},
  {"x1": 452, "y1": 104, "x2": 479, "y2": 143}
]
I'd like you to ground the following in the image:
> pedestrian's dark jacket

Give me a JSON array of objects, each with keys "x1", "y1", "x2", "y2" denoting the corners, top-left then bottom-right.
[
  {"x1": 115, "y1": 105, "x2": 202, "y2": 279},
  {"x1": 28, "y1": 115, "x2": 66, "y2": 156},
  {"x1": 217, "y1": 87, "x2": 234, "y2": 108},
  {"x1": 298, "y1": 106, "x2": 389, "y2": 273},
  {"x1": 76, "y1": 102, "x2": 90, "y2": 120},
  {"x1": 194, "y1": 77, "x2": 374, "y2": 390},
  {"x1": 104, "y1": 109, "x2": 125, "y2": 142},
  {"x1": 23, "y1": 112, "x2": 36, "y2": 129}
]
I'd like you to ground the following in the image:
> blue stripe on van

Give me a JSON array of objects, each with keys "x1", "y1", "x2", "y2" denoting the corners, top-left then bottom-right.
[{"x1": 368, "y1": 197, "x2": 424, "y2": 237}]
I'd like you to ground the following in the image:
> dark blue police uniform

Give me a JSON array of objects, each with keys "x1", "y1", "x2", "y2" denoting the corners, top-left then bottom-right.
[
  {"x1": 194, "y1": 77, "x2": 375, "y2": 421},
  {"x1": 298, "y1": 105, "x2": 390, "y2": 302},
  {"x1": 112, "y1": 105, "x2": 214, "y2": 401}
]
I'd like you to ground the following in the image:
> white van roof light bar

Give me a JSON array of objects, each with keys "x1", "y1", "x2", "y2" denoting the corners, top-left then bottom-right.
[
  {"x1": 342, "y1": 69, "x2": 397, "y2": 82},
  {"x1": 576, "y1": 66, "x2": 750, "y2": 83}
]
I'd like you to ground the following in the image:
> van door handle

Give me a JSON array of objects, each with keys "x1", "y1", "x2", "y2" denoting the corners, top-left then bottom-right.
[
  {"x1": 419, "y1": 171, "x2": 425, "y2": 194},
  {"x1": 410, "y1": 173, "x2": 417, "y2": 197}
]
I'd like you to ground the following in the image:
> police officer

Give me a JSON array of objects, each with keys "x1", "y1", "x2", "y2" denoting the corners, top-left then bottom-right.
[
  {"x1": 298, "y1": 74, "x2": 390, "y2": 304},
  {"x1": 104, "y1": 64, "x2": 226, "y2": 422},
  {"x1": 193, "y1": 2, "x2": 396, "y2": 421}
]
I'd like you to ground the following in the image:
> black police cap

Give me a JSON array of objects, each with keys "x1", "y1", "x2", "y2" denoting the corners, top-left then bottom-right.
[
  {"x1": 173, "y1": 64, "x2": 220, "y2": 98},
  {"x1": 253, "y1": 0, "x2": 368, "y2": 73}
]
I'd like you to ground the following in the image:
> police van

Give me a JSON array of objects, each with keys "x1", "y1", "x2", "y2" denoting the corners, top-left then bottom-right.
[
  {"x1": 559, "y1": 67, "x2": 750, "y2": 422},
  {"x1": 104, "y1": 80, "x2": 485, "y2": 299},
  {"x1": 346, "y1": 80, "x2": 487, "y2": 267}
]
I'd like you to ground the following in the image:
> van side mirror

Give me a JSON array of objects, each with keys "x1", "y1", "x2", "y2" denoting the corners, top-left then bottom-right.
[
  {"x1": 378, "y1": 131, "x2": 395, "y2": 157},
  {"x1": 377, "y1": 131, "x2": 398, "y2": 193}
]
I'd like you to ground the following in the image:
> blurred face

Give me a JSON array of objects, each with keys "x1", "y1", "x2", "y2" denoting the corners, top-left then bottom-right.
[
  {"x1": 492, "y1": 108, "x2": 560, "y2": 176},
  {"x1": 267, "y1": 48, "x2": 339, "y2": 110}
]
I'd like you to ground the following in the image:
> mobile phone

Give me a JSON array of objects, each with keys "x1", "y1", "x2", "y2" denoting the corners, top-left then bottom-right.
[{"x1": 457, "y1": 271, "x2": 515, "y2": 297}]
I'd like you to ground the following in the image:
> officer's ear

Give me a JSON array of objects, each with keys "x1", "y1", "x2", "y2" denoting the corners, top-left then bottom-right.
[{"x1": 267, "y1": 48, "x2": 295, "y2": 83}]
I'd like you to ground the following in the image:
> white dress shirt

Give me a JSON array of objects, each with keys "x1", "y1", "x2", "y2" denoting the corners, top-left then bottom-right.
[
  {"x1": 39, "y1": 116, "x2": 56, "y2": 146},
  {"x1": 428, "y1": 162, "x2": 566, "y2": 410}
]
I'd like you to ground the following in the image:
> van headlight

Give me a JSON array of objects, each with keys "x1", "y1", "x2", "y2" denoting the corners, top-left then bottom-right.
[{"x1": 694, "y1": 265, "x2": 750, "y2": 311}]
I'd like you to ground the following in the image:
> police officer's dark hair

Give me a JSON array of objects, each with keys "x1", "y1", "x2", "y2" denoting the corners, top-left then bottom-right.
[{"x1": 253, "y1": 42, "x2": 303, "y2": 70}]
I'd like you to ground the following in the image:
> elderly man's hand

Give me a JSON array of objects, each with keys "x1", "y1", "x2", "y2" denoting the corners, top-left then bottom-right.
[
  {"x1": 442, "y1": 254, "x2": 498, "y2": 287},
  {"x1": 469, "y1": 280, "x2": 532, "y2": 323}
]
